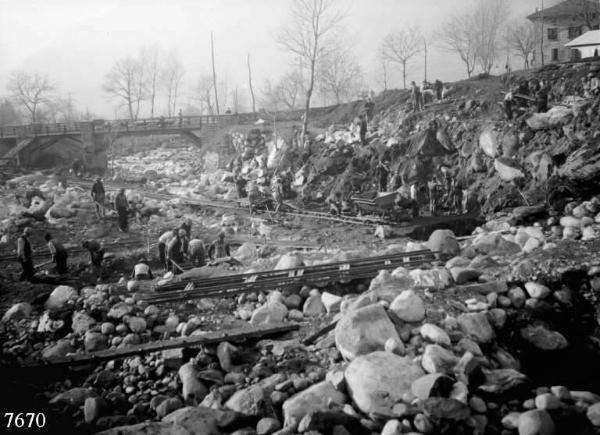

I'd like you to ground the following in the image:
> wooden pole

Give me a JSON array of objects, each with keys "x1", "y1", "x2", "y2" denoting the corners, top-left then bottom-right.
[{"x1": 211, "y1": 32, "x2": 220, "y2": 115}]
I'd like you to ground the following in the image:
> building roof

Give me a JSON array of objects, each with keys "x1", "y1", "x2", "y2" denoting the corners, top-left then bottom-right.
[
  {"x1": 566, "y1": 29, "x2": 600, "y2": 46},
  {"x1": 527, "y1": 0, "x2": 599, "y2": 22}
]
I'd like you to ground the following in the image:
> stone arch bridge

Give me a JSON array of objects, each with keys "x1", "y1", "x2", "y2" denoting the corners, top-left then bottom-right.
[{"x1": 0, "y1": 115, "x2": 246, "y2": 173}]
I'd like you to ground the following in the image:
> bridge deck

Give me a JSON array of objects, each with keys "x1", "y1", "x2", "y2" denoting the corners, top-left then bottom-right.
[{"x1": 0, "y1": 114, "x2": 244, "y2": 139}]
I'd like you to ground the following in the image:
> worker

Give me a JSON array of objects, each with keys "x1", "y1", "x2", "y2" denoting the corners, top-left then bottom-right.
[
  {"x1": 272, "y1": 176, "x2": 284, "y2": 213},
  {"x1": 178, "y1": 109, "x2": 183, "y2": 127},
  {"x1": 166, "y1": 229, "x2": 186, "y2": 274},
  {"x1": 359, "y1": 113, "x2": 368, "y2": 145},
  {"x1": 504, "y1": 89, "x2": 514, "y2": 120},
  {"x1": 131, "y1": 257, "x2": 153, "y2": 280},
  {"x1": 91, "y1": 177, "x2": 106, "y2": 219},
  {"x1": 394, "y1": 188, "x2": 419, "y2": 218},
  {"x1": 208, "y1": 231, "x2": 231, "y2": 260},
  {"x1": 17, "y1": 227, "x2": 35, "y2": 282},
  {"x1": 411, "y1": 81, "x2": 423, "y2": 112},
  {"x1": 535, "y1": 83, "x2": 549, "y2": 113},
  {"x1": 375, "y1": 160, "x2": 390, "y2": 192},
  {"x1": 427, "y1": 178, "x2": 439, "y2": 216},
  {"x1": 180, "y1": 218, "x2": 192, "y2": 238},
  {"x1": 434, "y1": 80, "x2": 444, "y2": 101},
  {"x1": 248, "y1": 182, "x2": 260, "y2": 215},
  {"x1": 234, "y1": 173, "x2": 248, "y2": 198},
  {"x1": 188, "y1": 236, "x2": 206, "y2": 267},
  {"x1": 364, "y1": 97, "x2": 375, "y2": 122},
  {"x1": 44, "y1": 233, "x2": 68, "y2": 274},
  {"x1": 114, "y1": 188, "x2": 129, "y2": 232},
  {"x1": 158, "y1": 229, "x2": 176, "y2": 271},
  {"x1": 82, "y1": 240, "x2": 104, "y2": 267},
  {"x1": 326, "y1": 191, "x2": 342, "y2": 216},
  {"x1": 453, "y1": 180, "x2": 463, "y2": 214}
]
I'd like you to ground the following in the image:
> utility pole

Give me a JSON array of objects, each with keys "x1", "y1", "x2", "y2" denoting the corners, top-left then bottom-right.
[
  {"x1": 540, "y1": 0, "x2": 545, "y2": 66},
  {"x1": 423, "y1": 37, "x2": 428, "y2": 82},
  {"x1": 211, "y1": 32, "x2": 220, "y2": 115}
]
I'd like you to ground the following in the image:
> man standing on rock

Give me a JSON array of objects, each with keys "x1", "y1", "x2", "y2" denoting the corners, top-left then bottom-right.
[
  {"x1": 17, "y1": 227, "x2": 35, "y2": 281},
  {"x1": 411, "y1": 81, "x2": 423, "y2": 112},
  {"x1": 114, "y1": 188, "x2": 129, "y2": 232},
  {"x1": 91, "y1": 177, "x2": 105, "y2": 219},
  {"x1": 272, "y1": 176, "x2": 284, "y2": 213},
  {"x1": 45, "y1": 233, "x2": 68, "y2": 274},
  {"x1": 428, "y1": 178, "x2": 439, "y2": 216}
]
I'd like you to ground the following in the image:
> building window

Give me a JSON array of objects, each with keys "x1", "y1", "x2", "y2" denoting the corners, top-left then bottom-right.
[
  {"x1": 552, "y1": 48, "x2": 559, "y2": 61},
  {"x1": 592, "y1": 24, "x2": 600, "y2": 30},
  {"x1": 568, "y1": 26, "x2": 582, "y2": 39},
  {"x1": 548, "y1": 28, "x2": 558, "y2": 40}
]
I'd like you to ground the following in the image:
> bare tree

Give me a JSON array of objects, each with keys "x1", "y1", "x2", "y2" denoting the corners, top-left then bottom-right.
[
  {"x1": 318, "y1": 49, "x2": 363, "y2": 104},
  {"x1": 197, "y1": 74, "x2": 215, "y2": 115},
  {"x1": 47, "y1": 94, "x2": 78, "y2": 123},
  {"x1": 380, "y1": 27, "x2": 422, "y2": 89},
  {"x1": 211, "y1": 32, "x2": 220, "y2": 115},
  {"x1": 574, "y1": 0, "x2": 600, "y2": 30},
  {"x1": 261, "y1": 69, "x2": 306, "y2": 111},
  {"x1": 247, "y1": 53, "x2": 257, "y2": 113},
  {"x1": 141, "y1": 45, "x2": 160, "y2": 117},
  {"x1": 509, "y1": 20, "x2": 538, "y2": 69},
  {"x1": 103, "y1": 57, "x2": 146, "y2": 120},
  {"x1": 438, "y1": 13, "x2": 478, "y2": 77},
  {"x1": 473, "y1": 0, "x2": 509, "y2": 74},
  {"x1": 7, "y1": 71, "x2": 54, "y2": 123},
  {"x1": 277, "y1": 0, "x2": 345, "y2": 143},
  {"x1": 162, "y1": 51, "x2": 184, "y2": 116}
]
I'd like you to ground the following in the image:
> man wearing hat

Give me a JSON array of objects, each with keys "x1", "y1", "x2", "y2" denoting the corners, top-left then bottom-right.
[
  {"x1": 166, "y1": 229, "x2": 187, "y2": 274},
  {"x1": 17, "y1": 227, "x2": 35, "y2": 281},
  {"x1": 91, "y1": 177, "x2": 106, "y2": 219},
  {"x1": 114, "y1": 188, "x2": 129, "y2": 232},
  {"x1": 45, "y1": 232, "x2": 68, "y2": 274}
]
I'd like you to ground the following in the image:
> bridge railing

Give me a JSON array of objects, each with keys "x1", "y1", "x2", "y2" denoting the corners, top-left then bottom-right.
[{"x1": 0, "y1": 115, "x2": 246, "y2": 139}]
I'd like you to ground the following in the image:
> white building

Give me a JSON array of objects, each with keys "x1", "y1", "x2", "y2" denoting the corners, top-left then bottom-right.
[{"x1": 566, "y1": 29, "x2": 600, "y2": 59}]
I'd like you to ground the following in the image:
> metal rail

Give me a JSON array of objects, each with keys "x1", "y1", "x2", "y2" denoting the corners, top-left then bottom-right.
[
  {"x1": 14, "y1": 322, "x2": 298, "y2": 368},
  {"x1": 143, "y1": 250, "x2": 436, "y2": 304}
]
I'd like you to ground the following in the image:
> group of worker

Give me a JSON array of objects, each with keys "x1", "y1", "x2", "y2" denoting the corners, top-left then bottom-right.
[
  {"x1": 91, "y1": 177, "x2": 129, "y2": 232},
  {"x1": 235, "y1": 169, "x2": 293, "y2": 215},
  {"x1": 16, "y1": 226, "x2": 106, "y2": 282},
  {"x1": 157, "y1": 222, "x2": 231, "y2": 275},
  {"x1": 503, "y1": 78, "x2": 550, "y2": 120},
  {"x1": 411, "y1": 80, "x2": 445, "y2": 112}
]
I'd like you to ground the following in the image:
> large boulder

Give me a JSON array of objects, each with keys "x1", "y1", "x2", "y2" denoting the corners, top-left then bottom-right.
[
  {"x1": 335, "y1": 304, "x2": 401, "y2": 360},
  {"x1": 45, "y1": 285, "x2": 78, "y2": 310},
  {"x1": 457, "y1": 313, "x2": 495, "y2": 344},
  {"x1": 162, "y1": 406, "x2": 233, "y2": 435},
  {"x1": 345, "y1": 351, "x2": 424, "y2": 417},
  {"x1": 421, "y1": 344, "x2": 458, "y2": 374},
  {"x1": 72, "y1": 311, "x2": 97, "y2": 335},
  {"x1": 494, "y1": 157, "x2": 525, "y2": 182},
  {"x1": 518, "y1": 409, "x2": 556, "y2": 435},
  {"x1": 410, "y1": 268, "x2": 452, "y2": 290},
  {"x1": 178, "y1": 362, "x2": 208, "y2": 402},
  {"x1": 427, "y1": 229, "x2": 460, "y2": 257},
  {"x1": 479, "y1": 128, "x2": 500, "y2": 158},
  {"x1": 520, "y1": 325, "x2": 568, "y2": 350},
  {"x1": 250, "y1": 302, "x2": 288, "y2": 325},
  {"x1": 368, "y1": 269, "x2": 415, "y2": 302},
  {"x1": 2, "y1": 302, "x2": 33, "y2": 322},
  {"x1": 282, "y1": 381, "x2": 346, "y2": 427},
  {"x1": 274, "y1": 254, "x2": 303, "y2": 270},
  {"x1": 389, "y1": 290, "x2": 425, "y2": 322}
]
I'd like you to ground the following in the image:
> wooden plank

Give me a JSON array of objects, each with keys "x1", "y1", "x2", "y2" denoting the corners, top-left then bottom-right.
[{"x1": 24, "y1": 322, "x2": 298, "y2": 368}]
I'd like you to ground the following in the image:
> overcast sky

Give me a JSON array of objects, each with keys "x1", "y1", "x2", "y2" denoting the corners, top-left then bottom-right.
[{"x1": 0, "y1": 0, "x2": 548, "y2": 119}]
